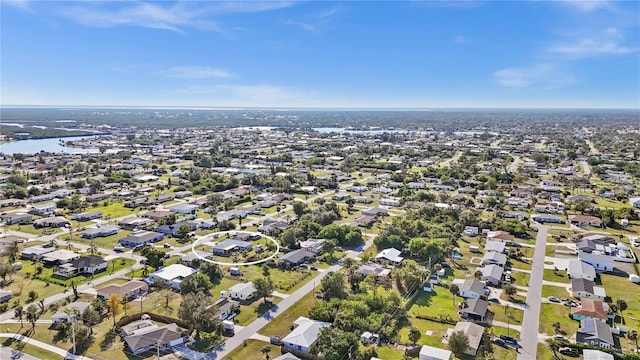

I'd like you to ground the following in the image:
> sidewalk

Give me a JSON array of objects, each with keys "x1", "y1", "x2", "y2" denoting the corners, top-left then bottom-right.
[{"x1": 0, "y1": 333, "x2": 93, "y2": 360}]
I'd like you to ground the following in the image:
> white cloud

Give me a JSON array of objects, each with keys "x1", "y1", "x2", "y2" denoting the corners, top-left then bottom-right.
[
  {"x1": 493, "y1": 63, "x2": 575, "y2": 88},
  {"x1": 556, "y1": 0, "x2": 612, "y2": 12},
  {"x1": 2, "y1": 0, "x2": 30, "y2": 10},
  {"x1": 163, "y1": 66, "x2": 233, "y2": 79},
  {"x1": 282, "y1": 20, "x2": 317, "y2": 32},
  {"x1": 58, "y1": 1, "x2": 295, "y2": 33},
  {"x1": 548, "y1": 27, "x2": 638, "y2": 58}
]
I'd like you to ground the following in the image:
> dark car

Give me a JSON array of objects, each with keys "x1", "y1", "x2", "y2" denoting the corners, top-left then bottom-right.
[
  {"x1": 309, "y1": 266, "x2": 318, "y2": 271},
  {"x1": 488, "y1": 298, "x2": 500, "y2": 304},
  {"x1": 491, "y1": 338, "x2": 506, "y2": 347},
  {"x1": 558, "y1": 347, "x2": 579, "y2": 356},
  {"x1": 440, "y1": 262, "x2": 450, "y2": 268},
  {"x1": 500, "y1": 335, "x2": 518, "y2": 344}
]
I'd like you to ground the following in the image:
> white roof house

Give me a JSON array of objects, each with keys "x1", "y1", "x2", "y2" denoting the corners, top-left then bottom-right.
[
  {"x1": 419, "y1": 345, "x2": 452, "y2": 360},
  {"x1": 282, "y1": 316, "x2": 331, "y2": 353},
  {"x1": 583, "y1": 349, "x2": 614, "y2": 360},
  {"x1": 145, "y1": 264, "x2": 197, "y2": 290},
  {"x1": 568, "y1": 260, "x2": 596, "y2": 281},
  {"x1": 229, "y1": 282, "x2": 257, "y2": 301},
  {"x1": 376, "y1": 248, "x2": 404, "y2": 264}
]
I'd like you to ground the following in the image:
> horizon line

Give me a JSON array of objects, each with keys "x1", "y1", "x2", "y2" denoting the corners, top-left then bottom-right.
[{"x1": 1, "y1": 105, "x2": 639, "y2": 111}]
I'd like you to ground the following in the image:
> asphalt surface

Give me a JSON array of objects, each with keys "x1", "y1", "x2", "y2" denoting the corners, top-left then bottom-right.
[{"x1": 517, "y1": 223, "x2": 549, "y2": 360}]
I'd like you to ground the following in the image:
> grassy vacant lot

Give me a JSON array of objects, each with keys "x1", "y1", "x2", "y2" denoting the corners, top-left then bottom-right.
[
  {"x1": 538, "y1": 303, "x2": 577, "y2": 336},
  {"x1": 508, "y1": 258, "x2": 532, "y2": 271},
  {"x1": 489, "y1": 304, "x2": 524, "y2": 325},
  {"x1": 69, "y1": 230, "x2": 131, "y2": 250},
  {"x1": 599, "y1": 273, "x2": 640, "y2": 327},
  {"x1": 541, "y1": 285, "x2": 571, "y2": 299},
  {"x1": 373, "y1": 345, "x2": 404, "y2": 359},
  {"x1": 222, "y1": 339, "x2": 274, "y2": 360},
  {"x1": 511, "y1": 271, "x2": 530, "y2": 287},
  {"x1": 234, "y1": 297, "x2": 282, "y2": 326},
  {"x1": 259, "y1": 292, "x2": 317, "y2": 338},
  {"x1": 543, "y1": 269, "x2": 570, "y2": 283},
  {"x1": 2, "y1": 261, "x2": 66, "y2": 306},
  {"x1": 7, "y1": 224, "x2": 61, "y2": 236},
  {"x1": 407, "y1": 288, "x2": 459, "y2": 321},
  {"x1": 226, "y1": 265, "x2": 314, "y2": 294}
]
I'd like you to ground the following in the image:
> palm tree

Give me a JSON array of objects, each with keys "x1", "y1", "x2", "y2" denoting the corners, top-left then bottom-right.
[
  {"x1": 628, "y1": 329, "x2": 638, "y2": 350},
  {"x1": 552, "y1": 321, "x2": 561, "y2": 334},
  {"x1": 260, "y1": 345, "x2": 272, "y2": 360},
  {"x1": 545, "y1": 338, "x2": 561, "y2": 360},
  {"x1": 449, "y1": 284, "x2": 459, "y2": 307}
]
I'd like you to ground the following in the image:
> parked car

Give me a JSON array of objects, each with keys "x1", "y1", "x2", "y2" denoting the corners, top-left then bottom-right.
[
  {"x1": 309, "y1": 266, "x2": 318, "y2": 271},
  {"x1": 500, "y1": 335, "x2": 518, "y2": 344},
  {"x1": 164, "y1": 243, "x2": 171, "y2": 248},
  {"x1": 558, "y1": 347, "x2": 579, "y2": 356},
  {"x1": 488, "y1": 298, "x2": 500, "y2": 304},
  {"x1": 548, "y1": 296, "x2": 560, "y2": 303},
  {"x1": 552, "y1": 335, "x2": 570, "y2": 342},
  {"x1": 491, "y1": 338, "x2": 506, "y2": 347}
]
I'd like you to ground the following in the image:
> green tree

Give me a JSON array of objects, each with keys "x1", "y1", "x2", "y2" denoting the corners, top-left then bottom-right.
[
  {"x1": 180, "y1": 273, "x2": 213, "y2": 295},
  {"x1": 178, "y1": 292, "x2": 220, "y2": 337},
  {"x1": 293, "y1": 201, "x2": 308, "y2": 217},
  {"x1": 616, "y1": 299, "x2": 628, "y2": 319},
  {"x1": 321, "y1": 239, "x2": 337, "y2": 258},
  {"x1": 448, "y1": 331, "x2": 470, "y2": 357},
  {"x1": 449, "y1": 284, "x2": 459, "y2": 306},
  {"x1": 503, "y1": 284, "x2": 517, "y2": 299},
  {"x1": 25, "y1": 304, "x2": 39, "y2": 329},
  {"x1": 255, "y1": 277, "x2": 275, "y2": 303},
  {"x1": 0, "y1": 263, "x2": 15, "y2": 284},
  {"x1": 81, "y1": 306, "x2": 101, "y2": 327},
  {"x1": 408, "y1": 326, "x2": 421, "y2": 345},
  {"x1": 320, "y1": 272, "x2": 348, "y2": 300},
  {"x1": 14, "y1": 305, "x2": 23, "y2": 325},
  {"x1": 140, "y1": 246, "x2": 165, "y2": 270},
  {"x1": 177, "y1": 224, "x2": 192, "y2": 239}
]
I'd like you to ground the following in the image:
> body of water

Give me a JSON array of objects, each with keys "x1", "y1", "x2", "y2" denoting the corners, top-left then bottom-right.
[{"x1": 0, "y1": 135, "x2": 100, "y2": 155}]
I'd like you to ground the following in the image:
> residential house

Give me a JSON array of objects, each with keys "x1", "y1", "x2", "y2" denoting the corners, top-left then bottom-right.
[
  {"x1": 216, "y1": 209, "x2": 247, "y2": 222},
  {"x1": 576, "y1": 319, "x2": 615, "y2": 350},
  {"x1": 180, "y1": 250, "x2": 212, "y2": 266},
  {"x1": 229, "y1": 282, "x2": 257, "y2": 301},
  {"x1": 579, "y1": 252, "x2": 614, "y2": 272},
  {"x1": 119, "y1": 231, "x2": 165, "y2": 248},
  {"x1": 212, "y1": 238, "x2": 253, "y2": 256},
  {"x1": 487, "y1": 231, "x2": 514, "y2": 243},
  {"x1": 20, "y1": 245, "x2": 55, "y2": 260},
  {"x1": 142, "y1": 210, "x2": 173, "y2": 222},
  {"x1": 29, "y1": 203, "x2": 56, "y2": 215},
  {"x1": 33, "y1": 216, "x2": 70, "y2": 228},
  {"x1": 419, "y1": 345, "x2": 452, "y2": 360},
  {"x1": 124, "y1": 323, "x2": 187, "y2": 355},
  {"x1": 571, "y1": 278, "x2": 606, "y2": 301},
  {"x1": 571, "y1": 298, "x2": 609, "y2": 322},
  {"x1": 379, "y1": 198, "x2": 402, "y2": 207},
  {"x1": 1, "y1": 213, "x2": 32, "y2": 225},
  {"x1": 281, "y1": 249, "x2": 315, "y2": 266},
  {"x1": 41, "y1": 249, "x2": 81, "y2": 266},
  {"x1": 282, "y1": 316, "x2": 331, "y2": 354},
  {"x1": 484, "y1": 240, "x2": 506, "y2": 254},
  {"x1": 477, "y1": 265, "x2": 503, "y2": 286},
  {"x1": 629, "y1": 197, "x2": 640, "y2": 208},
  {"x1": 52, "y1": 302, "x2": 91, "y2": 324},
  {"x1": 213, "y1": 297, "x2": 239, "y2": 320},
  {"x1": 354, "y1": 215, "x2": 375, "y2": 227},
  {"x1": 299, "y1": 239, "x2": 325, "y2": 254},
  {"x1": 457, "y1": 279, "x2": 486, "y2": 299},
  {"x1": 85, "y1": 193, "x2": 110, "y2": 202},
  {"x1": 459, "y1": 298, "x2": 489, "y2": 322},
  {"x1": 155, "y1": 221, "x2": 197, "y2": 237},
  {"x1": 54, "y1": 255, "x2": 107, "y2": 278},
  {"x1": 463, "y1": 226, "x2": 479, "y2": 237},
  {"x1": 532, "y1": 213, "x2": 564, "y2": 224},
  {"x1": 96, "y1": 280, "x2": 149, "y2": 300},
  {"x1": 118, "y1": 216, "x2": 154, "y2": 230},
  {"x1": 362, "y1": 207, "x2": 389, "y2": 216},
  {"x1": 481, "y1": 251, "x2": 507, "y2": 267},
  {"x1": 168, "y1": 204, "x2": 199, "y2": 215},
  {"x1": 569, "y1": 215, "x2": 602, "y2": 227},
  {"x1": 355, "y1": 263, "x2": 391, "y2": 279},
  {"x1": 446, "y1": 322, "x2": 484, "y2": 356},
  {"x1": 332, "y1": 193, "x2": 351, "y2": 201},
  {"x1": 375, "y1": 248, "x2": 404, "y2": 266},
  {"x1": 568, "y1": 260, "x2": 596, "y2": 281},
  {"x1": 145, "y1": 264, "x2": 197, "y2": 290},
  {"x1": 71, "y1": 211, "x2": 103, "y2": 221},
  {"x1": 82, "y1": 225, "x2": 120, "y2": 239},
  {"x1": 582, "y1": 349, "x2": 614, "y2": 360}
]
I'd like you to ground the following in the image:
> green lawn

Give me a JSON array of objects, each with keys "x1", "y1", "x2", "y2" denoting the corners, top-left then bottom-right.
[
  {"x1": 538, "y1": 303, "x2": 577, "y2": 336},
  {"x1": 489, "y1": 304, "x2": 524, "y2": 325},
  {"x1": 541, "y1": 285, "x2": 571, "y2": 299},
  {"x1": 599, "y1": 273, "x2": 640, "y2": 336},
  {"x1": 222, "y1": 339, "x2": 273, "y2": 360},
  {"x1": 2, "y1": 261, "x2": 66, "y2": 306},
  {"x1": 37, "y1": 257, "x2": 137, "y2": 288},
  {"x1": 543, "y1": 269, "x2": 570, "y2": 283},
  {"x1": 1, "y1": 336, "x2": 63, "y2": 359},
  {"x1": 511, "y1": 271, "x2": 530, "y2": 288},
  {"x1": 407, "y1": 288, "x2": 459, "y2": 321},
  {"x1": 90, "y1": 200, "x2": 137, "y2": 219},
  {"x1": 7, "y1": 224, "x2": 61, "y2": 236},
  {"x1": 374, "y1": 345, "x2": 405, "y2": 359},
  {"x1": 234, "y1": 297, "x2": 282, "y2": 326},
  {"x1": 508, "y1": 258, "x2": 532, "y2": 271},
  {"x1": 259, "y1": 292, "x2": 317, "y2": 338}
]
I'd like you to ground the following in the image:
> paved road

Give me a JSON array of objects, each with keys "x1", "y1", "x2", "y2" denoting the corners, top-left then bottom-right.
[
  {"x1": 0, "y1": 333, "x2": 93, "y2": 360},
  {"x1": 580, "y1": 160, "x2": 591, "y2": 176},
  {"x1": 517, "y1": 223, "x2": 549, "y2": 360},
  {"x1": 0, "y1": 346, "x2": 40, "y2": 360}
]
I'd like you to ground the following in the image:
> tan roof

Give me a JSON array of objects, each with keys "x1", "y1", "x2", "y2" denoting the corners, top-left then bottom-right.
[
  {"x1": 97, "y1": 280, "x2": 148, "y2": 298},
  {"x1": 571, "y1": 298, "x2": 608, "y2": 320}
]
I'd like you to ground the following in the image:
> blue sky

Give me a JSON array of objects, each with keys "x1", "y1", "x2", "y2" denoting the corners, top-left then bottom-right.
[{"x1": 1, "y1": 0, "x2": 639, "y2": 108}]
